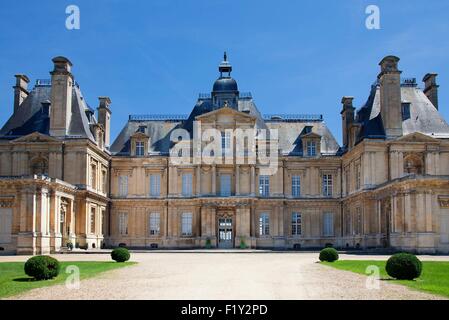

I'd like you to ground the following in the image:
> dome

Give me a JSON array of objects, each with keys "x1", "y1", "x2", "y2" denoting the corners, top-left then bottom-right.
[{"x1": 212, "y1": 77, "x2": 238, "y2": 92}]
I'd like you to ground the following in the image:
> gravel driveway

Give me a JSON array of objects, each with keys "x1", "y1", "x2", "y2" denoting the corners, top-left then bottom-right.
[{"x1": 3, "y1": 252, "x2": 447, "y2": 300}]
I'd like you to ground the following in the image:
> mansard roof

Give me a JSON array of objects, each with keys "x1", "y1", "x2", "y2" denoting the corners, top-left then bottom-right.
[
  {"x1": 0, "y1": 81, "x2": 98, "y2": 142},
  {"x1": 111, "y1": 94, "x2": 341, "y2": 157},
  {"x1": 356, "y1": 82, "x2": 449, "y2": 143}
]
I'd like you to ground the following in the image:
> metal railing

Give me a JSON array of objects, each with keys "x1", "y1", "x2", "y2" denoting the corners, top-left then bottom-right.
[
  {"x1": 35, "y1": 79, "x2": 80, "y2": 88},
  {"x1": 263, "y1": 114, "x2": 323, "y2": 121},
  {"x1": 129, "y1": 114, "x2": 188, "y2": 121}
]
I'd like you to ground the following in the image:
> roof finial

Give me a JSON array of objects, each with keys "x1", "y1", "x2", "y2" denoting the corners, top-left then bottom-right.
[{"x1": 224, "y1": 51, "x2": 227, "y2": 62}]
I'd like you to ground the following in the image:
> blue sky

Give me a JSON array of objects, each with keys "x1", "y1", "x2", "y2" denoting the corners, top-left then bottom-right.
[{"x1": 1, "y1": 0, "x2": 448, "y2": 144}]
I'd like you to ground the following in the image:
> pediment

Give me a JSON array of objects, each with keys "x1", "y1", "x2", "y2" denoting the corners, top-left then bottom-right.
[
  {"x1": 301, "y1": 132, "x2": 322, "y2": 139},
  {"x1": 196, "y1": 106, "x2": 256, "y2": 122},
  {"x1": 11, "y1": 132, "x2": 59, "y2": 143},
  {"x1": 131, "y1": 131, "x2": 149, "y2": 139},
  {"x1": 395, "y1": 132, "x2": 439, "y2": 143}
]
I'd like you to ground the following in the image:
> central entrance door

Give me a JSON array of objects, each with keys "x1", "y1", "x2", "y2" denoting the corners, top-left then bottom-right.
[{"x1": 218, "y1": 218, "x2": 233, "y2": 248}]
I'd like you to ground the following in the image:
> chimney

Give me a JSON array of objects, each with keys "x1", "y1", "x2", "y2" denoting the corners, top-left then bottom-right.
[
  {"x1": 378, "y1": 55, "x2": 403, "y2": 139},
  {"x1": 49, "y1": 56, "x2": 73, "y2": 137},
  {"x1": 423, "y1": 73, "x2": 439, "y2": 110},
  {"x1": 13, "y1": 74, "x2": 30, "y2": 112},
  {"x1": 340, "y1": 96, "x2": 355, "y2": 149},
  {"x1": 97, "y1": 97, "x2": 112, "y2": 148}
]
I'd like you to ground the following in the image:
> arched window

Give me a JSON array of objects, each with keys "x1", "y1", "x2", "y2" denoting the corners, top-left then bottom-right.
[
  {"x1": 31, "y1": 158, "x2": 48, "y2": 176},
  {"x1": 403, "y1": 154, "x2": 423, "y2": 175}
]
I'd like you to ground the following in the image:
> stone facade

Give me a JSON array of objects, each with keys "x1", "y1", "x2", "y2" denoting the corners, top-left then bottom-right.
[{"x1": 1, "y1": 54, "x2": 449, "y2": 255}]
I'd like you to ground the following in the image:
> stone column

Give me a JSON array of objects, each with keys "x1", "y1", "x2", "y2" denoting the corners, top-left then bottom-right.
[
  {"x1": 404, "y1": 193, "x2": 411, "y2": 232},
  {"x1": 196, "y1": 166, "x2": 201, "y2": 196},
  {"x1": 425, "y1": 192, "x2": 433, "y2": 232},
  {"x1": 235, "y1": 165, "x2": 240, "y2": 196},
  {"x1": 211, "y1": 165, "x2": 216, "y2": 195},
  {"x1": 250, "y1": 166, "x2": 255, "y2": 196}
]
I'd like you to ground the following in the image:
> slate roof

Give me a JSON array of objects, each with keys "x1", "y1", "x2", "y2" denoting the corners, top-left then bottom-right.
[
  {"x1": 356, "y1": 82, "x2": 449, "y2": 143},
  {"x1": 110, "y1": 95, "x2": 341, "y2": 156},
  {"x1": 0, "y1": 82, "x2": 97, "y2": 142}
]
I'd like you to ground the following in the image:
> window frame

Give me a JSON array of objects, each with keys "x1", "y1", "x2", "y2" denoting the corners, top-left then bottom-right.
[
  {"x1": 150, "y1": 174, "x2": 161, "y2": 197},
  {"x1": 291, "y1": 175, "x2": 301, "y2": 198},
  {"x1": 323, "y1": 212, "x2": 334, "y2": 237},
  {"x1": 118, "y1": 175, "x2": 128, "y2": 197},
  {"x1": 118, "y1": 212, "x2": 128, "y2": 236},
  {"x1": 181, "y1": 212, "x2": 193, "y2": 236},
  {"x1": 259, "y1": 213, "x2": 270, "y2": 236},
  {"x1": 135, "y1": 141, "x2": 145, "y2": 156},
  {"x1": 322, "y1": 174, "x2": 333, "y2": 197},
  {"x1": 149, "y1": 212, "x2": 160, "y2": 236},
  {"x1": 291, "y1": 212, "x2": 302, "y2": 236},
  {"x1": 306, "y1": 141, "x2": 317, "y2": 157},
  {"x1": 182, "y1": 173, "x2": 193, "y2": 197},
  {"x1": 220, "y1": 174, "x2": 232, "y2": 196},
  {"x1": 259, "y1": 175, "x2": 270, "y2": 197}
]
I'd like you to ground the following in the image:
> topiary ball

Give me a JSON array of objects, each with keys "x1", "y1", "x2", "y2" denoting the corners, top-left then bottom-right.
[
  {"x1": 24, "y1": 255, "x2": 61, "y2": 280},
  {"x1": 111, "y1": 247, "x2": 130, "y2": 262},
  {"x1": 386, "y1": 253, "x2": 422, "y2": 280},
  {"x1": 319, "y1": 247, "x2": 339, "y2": 262}
]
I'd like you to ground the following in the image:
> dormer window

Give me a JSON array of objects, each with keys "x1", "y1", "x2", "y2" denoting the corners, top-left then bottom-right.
[
  {"x1": 138, "y1": 125, "x2": 146, "y2": 134},
  {"x1": 301, "y1": 131, "x2": 321, "y2": 158},
  {"x1": 306, "y1": 141, "x2": 316, "y2": 157},
  {"x1": 136, "y1": 141, "x2": 145, "y2": 156},
  {"x1": 130, "y1": 131, "x2": 150, "y2": 157},
  {"x1": 402, "y1": 102, "x2": 411, "y2": 120}
]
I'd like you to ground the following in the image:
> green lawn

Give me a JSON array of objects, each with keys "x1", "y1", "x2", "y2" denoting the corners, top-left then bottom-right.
[
  {"x1": 322, "y1": 260, "x2": 449, "y2": 298},
  {"x1": 0, "y1": 261, "x2": 136, "y2": 299}
]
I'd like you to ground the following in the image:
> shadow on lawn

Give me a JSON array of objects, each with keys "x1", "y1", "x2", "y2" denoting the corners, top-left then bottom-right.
[{"x1": 13, "y1": 277, "x2": 39, "y2": 282}]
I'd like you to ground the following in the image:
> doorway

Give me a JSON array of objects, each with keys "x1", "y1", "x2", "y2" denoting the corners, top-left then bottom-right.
[{"x1": 218, "y1": 218, "x2": 233, "y2": 248}]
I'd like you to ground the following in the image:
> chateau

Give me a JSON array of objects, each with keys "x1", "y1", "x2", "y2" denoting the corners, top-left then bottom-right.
[{"x1": 1, "y1": 54, "x2": 449, "y2": 255}]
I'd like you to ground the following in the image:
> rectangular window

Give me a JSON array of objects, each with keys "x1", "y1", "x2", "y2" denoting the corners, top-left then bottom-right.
[
  {"x1": 292, "y1": 175, "x2": 301, "y2": 198},
  {"x1": 355, "y1": 164, "x2": 361, "y2": 190},
  {"x1": 181, "y1": 213, "x2": 192, "y2": 236},
  {"x1": 136, "y1": 141, "x2": 145, "y2": 156},
  {"x1": 102, "y1": 169, "x2": 107, "y2": 193},
  {"x1": 119, "y1": 175, "x2": 128, "y2": 197},
  {"x1": 401, "y1": 102, "x2": 411, "y2": 120},
  {"x1": 150, "y1": 174, "x2": 161, "y2": 197},
  {"x1": 259, "y1": 213, "x2": 270, "y2": 236},
  {"x1": 149, "y1": 212, "x2": 160, "y2": 236},
  {"x1": 182, "y1": 173, "x2": 193, "y2": 196},
  {"x1": 90, "y1": 207, "x2": 96, "y2": 234},
  {"x1": 345, "y1": 210, "x2": 351, "y2": 236},
  {"x1": 307, "y1": 141, "x2": 316, "y2": 157},
  {"x1": 221, "y1": 131, "x2": 231, "y2": 156},
  {"x1": 323, "y1": 212, "x2": 334, "y2": 237},
  {"x1": 101, "y1": 209, "x2": 106, "y2": 235},
  {"x1": 322, "y1": 174, "x2": 333, "y2": 197},
  {"x1": 118, "y1": 212, "x2": 128, "y2": 235},
  {"x1": 0, "y1": 208, "x2": 12, "y2": 243},
  {"x1": 259, "y1": 175, "x2": 270, "y2": 197},
  {"x1": 90, "y1": 163, "x2": 97, "y2": 189},
  {"x1": 345, "y1": 168, "x2": 350, "y2": 195},
  {"x1": 355, "y1": 207, "x2": 362, "y2": 235},
  {"x1": 220, "y1": 174, "x2": 231, "y2": 196},
  {"x1": 291, "y1": 212, "x2": 302, "y2": 236}
]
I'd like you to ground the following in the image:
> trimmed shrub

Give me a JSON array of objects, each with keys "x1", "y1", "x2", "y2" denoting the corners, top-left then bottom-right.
[
  {"x1": 319, "y1": 248, "x2": 339, "y2": 262},
  {"x1": 239, "y1": 238, "x2": 247, "y2": 249},
  {"x1": 205, "y1": 238, "x2": 212, "y2": 249},
  {"x1": 24, "y1": 255, "x2": 61, "y2": 280},
  {"x1": 386, "y1": 253, "x2": 422, "y2": 280},
  {"x1": 111, "y1": 247, "x2": 130, "y2": 262}
]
